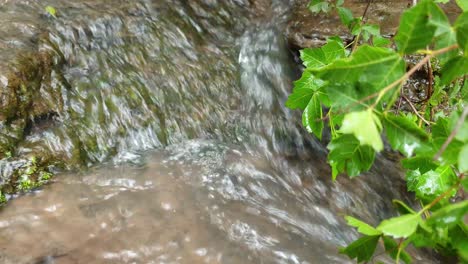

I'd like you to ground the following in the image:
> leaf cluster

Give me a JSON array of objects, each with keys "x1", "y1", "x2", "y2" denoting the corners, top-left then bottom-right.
[{"x1": 289, "y1": 0, "x2": 468, "y2": 262}]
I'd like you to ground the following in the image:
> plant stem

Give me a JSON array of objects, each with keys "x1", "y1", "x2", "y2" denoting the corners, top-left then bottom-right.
[
  {"x1": 402, "y1": 95, "x2": 431, "y2": 126},
  {"x1": 357, "y1": 44, "x2": 459, "y2": 109},
  {"x1": 433, "y1": 106, "x2": 468, "y2": 161},
  {"x1": 351, "y1": 0, "x2": 373, "y2": 53},
  {"x1": 420, "y1": 182, "x2": 460, "y2": 213}
]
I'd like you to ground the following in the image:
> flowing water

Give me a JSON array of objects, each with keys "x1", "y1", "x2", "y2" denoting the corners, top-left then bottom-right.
[{"x1": 0, "y1": 0, "x2": 440, "y2": 263}]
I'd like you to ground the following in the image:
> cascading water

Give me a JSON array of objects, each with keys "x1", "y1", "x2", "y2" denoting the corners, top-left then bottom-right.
[{"x1": 0, "y1": 0, "x2": 439, "y2": 263}]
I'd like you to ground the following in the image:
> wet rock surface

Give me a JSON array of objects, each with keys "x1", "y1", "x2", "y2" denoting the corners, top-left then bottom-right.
[{"x1": 0, "y1": 0, "x2": 266, "y2": 196}]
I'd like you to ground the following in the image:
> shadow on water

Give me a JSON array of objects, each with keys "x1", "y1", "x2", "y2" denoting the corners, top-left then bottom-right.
[{"x1": 0, "y1": 0, "x2": 439, "y2": 263}]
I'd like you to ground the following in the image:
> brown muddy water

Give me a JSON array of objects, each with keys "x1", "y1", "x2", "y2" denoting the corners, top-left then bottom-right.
[
  {"x1": 0, "y1": 141, "x2": 437, "y2": 263},
  {"x1": 0, "y1": 0, "x2": 443, "y2": 263}
]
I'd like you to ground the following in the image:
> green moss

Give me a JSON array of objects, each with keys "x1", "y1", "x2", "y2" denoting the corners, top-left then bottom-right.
[{"x1": 0, "y1": 191, "x2": 6, "y2": 204}]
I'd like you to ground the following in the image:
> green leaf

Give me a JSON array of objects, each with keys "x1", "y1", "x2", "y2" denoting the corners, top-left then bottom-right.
[
  {"x1": 427, "y1": 200, "x2": 468, "y2": 228},
  {"x1": 337, "y1": 7, "x2": 354, "y2": 27},
  {"x1": 451, "y1": 225, "x2": 468, "y2": 261},
  {"x1": 373, "y1": 35, "x2": 391, "y2": 47},
  {"x1": 326, "y1": 83, "x2": 370, "y2": 111},
  {"x1": 327, "y1": 134, "x2": 376, "y2": 178},
  {"x1": 361, "y1": 24, "x2": 380, "y2": 41},
  {"x1": 308, "y1": 0, "x2": 331, "y2": 13},
  {"x1": 382, "y1": 236, "x2": 413, "y2": 264},
  {"x1": 302, "y1": 93, "x2": 324, "y2": 140},
  {"x1": 429, "y1": 2, "x2": 458, "y2": 63},
  {"x1": 450, "y1": 110, "x2": 468, "y2": 142},
  {"x1": 440, "y1": 56, "x2": 468, "y2": 85},
  {"x1": 339, "y1": 235, "x2": 381, "y2": 263},
  {"x1": 457, "y1": 0, "x2": 468, "y2": 11},
  {"x1": 313, "y1": 45, "x2": 405, "y2": 110},
  {"x1": 383, "y1": 113, "x2": 429, "y2": 156},
  {"x1": 433, "y1": 118, "x2": 464, "y2": 165},
  {"x1": 392, "y1": 199, "x2": 417, "y2": 215},
  {"x1": 406, "y1": 169, "x2": 421, "y2": 192},
  {"x1": 345, "y1": 216, "x2": 382, "y2": 236},
  {"x1": 402, "y1": 156, "x2": 438, "y2": 174},
  {"x1": 459, "y1": 144, "x2": 468, "y2": 172},
  {"x1": 377, "y1": 214, "x2": 421, "y2": 238},
  {"x1": 455, "y1": 12, "x2": 468, "y2": 54},
  {"x1": 300, "y1": 39, "x2": 346, "y2": 69},
  {"x1": 394, "y1": 0, "x2": 437, "y2": 54},
  {"x1": 45, "y1": 6, "x2": 57, "y2": 18},
  {"x1": 462, "y1": 177, "x2": 468, "y2": 191},
  {"x1": 414, "y1": 166, "x2": 458, "y2": 202},
  {"x1": 340, "y1": 110, "x2": 383, "y2": 151},
  {"x1": 313, "y1": 45, "x2": 405, "y2": 84},
  {"x1": 286, "y1": 71, "x2": 324, "y2": 110}
]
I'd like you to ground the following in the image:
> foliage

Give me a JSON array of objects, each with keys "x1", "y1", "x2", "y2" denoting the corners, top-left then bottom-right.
[
  {"x1": 287, "y1": 0, "x2": 468, "y2": 262},
  {"x1": 45, "y1": 6, "x2": 57, "y2": 18}
]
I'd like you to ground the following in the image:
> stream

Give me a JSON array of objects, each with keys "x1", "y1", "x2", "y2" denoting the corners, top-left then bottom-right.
[{"x1": 0, "y1": 0, "x2": 439, "y2": 263}]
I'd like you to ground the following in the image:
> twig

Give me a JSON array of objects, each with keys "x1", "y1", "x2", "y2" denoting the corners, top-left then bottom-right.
[
  {"x1": 425, "y1": 58, "x2": 434, "y2": 102},
  {"x1": 421, "y1": 182, "x2": 460, "y2": 213},
  {"x1": 402, "y1": 95, "x2": 431, "y2": 126},
  {"x1": 433, "y1": 106, "x2": 468, "y2": 161},
  {"x1": 351, "y1": 0, "x2": 373, "y2": 53}
]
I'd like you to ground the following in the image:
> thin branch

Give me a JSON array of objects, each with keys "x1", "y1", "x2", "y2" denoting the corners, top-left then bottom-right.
[
  {"x1": 433, "y1": 106, "x2": 468, "y2": 161},
  {"x1": 351, "y1": 0, "x2": 373, "y2": 53},
  {"x1": 352, "y1": 44, "x2": 458, "y2": 109},
  {"x1": 421, "y1": 182, "x2": 460, "y2": 213},
  {"x1": 402, "y1": 95, "x2": 431, "y2": 125},
  {"x1": 425, "y1": 58, "x2": 434, "y2": 102}
]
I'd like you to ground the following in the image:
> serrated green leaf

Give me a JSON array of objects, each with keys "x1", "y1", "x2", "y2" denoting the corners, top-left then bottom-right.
[
  {"x1": 433, "y1": 118, "x2": 464, "y2": 165},
  {"x1": 409, "y1": 228, "x2": 436, "y2": 248},
  {"x1": 377, "y1": 214, "x2": 421, "y2": 238},
  {"x1": 402, "y1": 156, "x2": 438, "y2": 174},
  {"x1": 429, "y1": 76, "x2": 446, "y2": 106},
  {"x1": 313, "y1": 45, "x2": 405, "y2": 84},
  {"x1": 450, "y1": 110, "x2": 468, "y2": 142},
  {"x1": 427, "y1": 200, "x2": 468, "y2": 228},
  {"x1": 313, "y1": 45, "x2": 405, "y2": 110},
  {"x1": 373, "y1": 35, "x2": 391, "y2": 47},
  {"x1": 455, "y1": 12, "x2": 468, "y2": 54},
  {"x1": 429, "y1": 2, "x2": 458, "y2": 63},
  {"x1": 286, "y1": 71, "x2": 324, "y2": 110},
  {"x1": 457, "y1": 0, "x2": 468, "y2": 11},
  {"x1": 326, "y1": 83, "x2": 370, "y2": 111},
  {"x1": 327, "y1": 134, "x2": 375, "y2": 178},
  {"x1": 308, "y1": 0, "x2": 331, "y2": 14},
  {"x1": 340, "y1": 110, "x2": 383, "y2": 151},
  {"x1": 459, "y1": 144, "x2": 468, "y2": 172},
  {"x1": 440, "y1": 56, "x2": 468, "y2": 85},
  {"x1": 339, "y1": 235, "x2": 380, "y2": 263},
  {"x1": 337, "y1": 7, "x2": 354, "y2": 27},
  {"x1": 384, "y1": 113, "x2": 429, "y2": 156},
  {"x1": 395, "y1": 0, "x2": 437, "y2": 54},
  {"x1": 361, "y1": 24, "x2": 380, "y2": 41},
  {"x1": 382, "y1": 236, "x2": 413, "y2": 264},
  {"x1": 300, "y1": 39, "x2": 345, "y2": 69},
  {"x1": 345, "y1": 216, "x2": 382, "y2": 236},
  {"x1": 406, "y1": 169, "x2": 421, "y2": 192},
  {"x1": 414, "y1": 166, "x2": 458, "y2": 202},
  {"x1": 462, "y1": 177, "x2": 468, "y2": 191},
  {"x1": 302, "y1": 93, "x2": 324, "y2": 140},
  {"x1": 392, "y1": 199, "x2": 417, "y2": 215}
]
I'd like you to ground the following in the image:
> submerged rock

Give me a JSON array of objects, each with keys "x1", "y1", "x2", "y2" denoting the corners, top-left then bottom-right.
[{"x1": 0, "y1": 0, "x2": 275, "y2": 199}]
